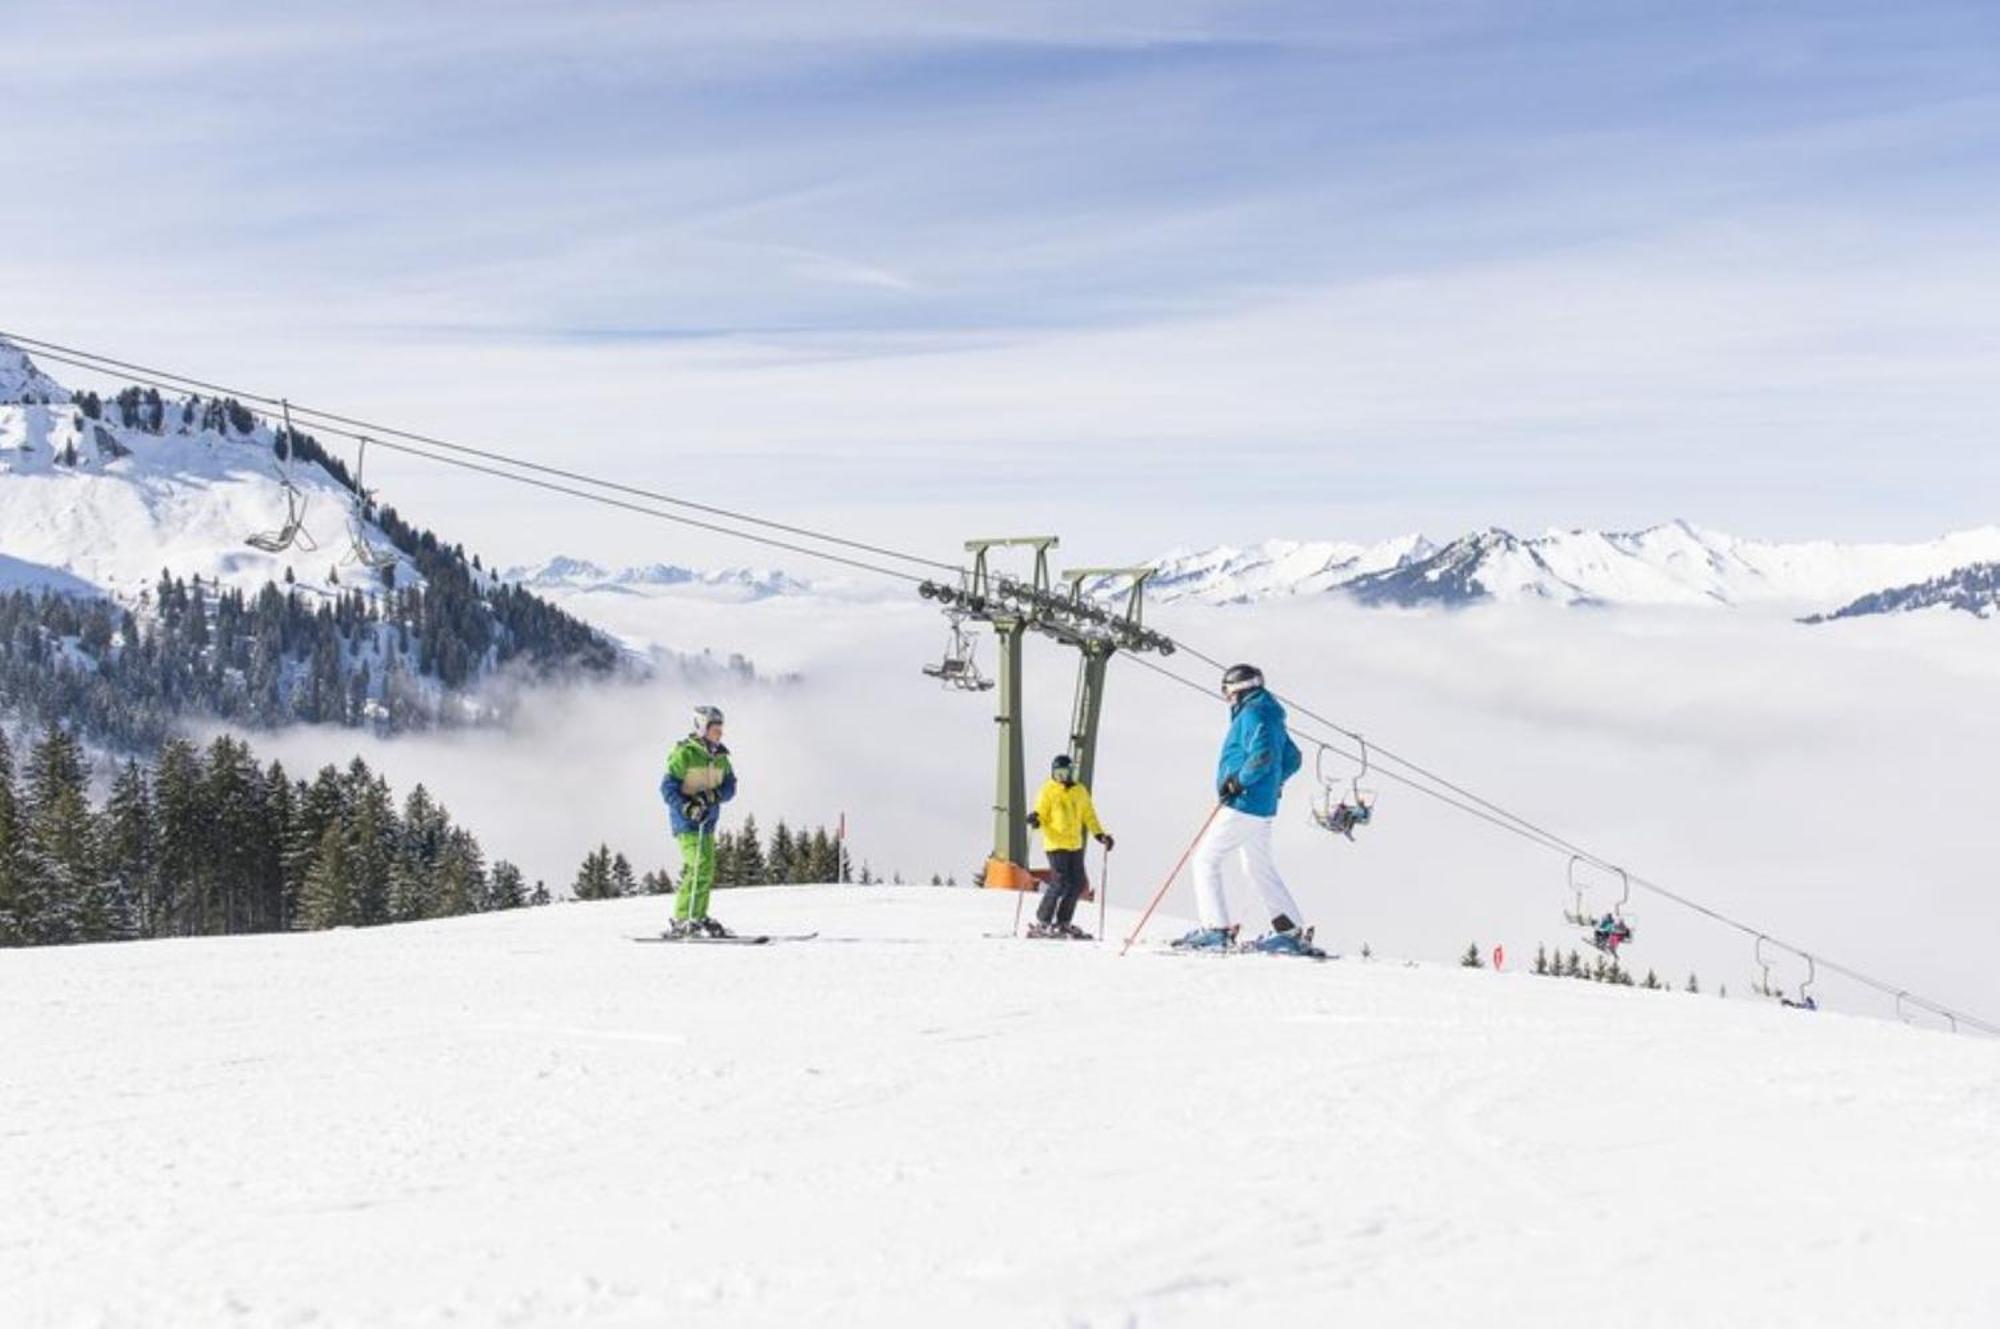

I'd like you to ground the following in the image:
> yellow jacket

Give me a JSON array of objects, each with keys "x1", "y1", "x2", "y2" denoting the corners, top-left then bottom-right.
[{"x1": 1033, "y1": 779, "x2": 1106, "y2": 852}]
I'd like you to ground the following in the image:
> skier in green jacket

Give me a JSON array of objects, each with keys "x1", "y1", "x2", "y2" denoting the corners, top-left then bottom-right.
[{"x1": 659, "y1": 704, "x2": 738, "y2": 938}]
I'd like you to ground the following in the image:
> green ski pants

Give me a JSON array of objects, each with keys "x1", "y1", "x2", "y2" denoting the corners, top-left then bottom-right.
[{"x1": 675, "y1": 828, "x2": 717, "y2": 921}]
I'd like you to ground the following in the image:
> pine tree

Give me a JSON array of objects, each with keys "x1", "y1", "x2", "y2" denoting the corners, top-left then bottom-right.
[
  {"x1": 299, "y1": 823, "x2": 355, "y2": 929},
  {"x1": 1460, "y1": 942, "x2": 1485, "y2": 969},
  {"x1": 806, "y1": 828, "x2": 836, "y2": 883},
  {"x1": 711, "y1": 830, "x2": 738, "y2": 887},
  {"x1": 489, "y1": 860, "x2": 526, "y2": 910},
  {"x1": 734, "y1": 816, "x2": 766, "y2": 886},
  {"x1": 609, "y1": 852, "x2": 637, "y2": 898},
  {"x1": 1533, "y1": 943, "x2": 1550, "y2": 976},
  {"x1": 151, "y1": 739, "x2": 204, "y2": 937},
  {"x1": 433, "y1": 829, "x2": 485, "y2": 916},
  {"x1": 0, "y1": 728, "x2": 23, "y2": 945},
  {"x1": 639, "y1": 868, "x2": 673, "y2": 895},
  {"x1": 571, "y1": 845, "x2": 616, "y2": 900},
  {"x1": 21, "y1": 726, "x2": 95, "y2": 945},
  {"x1": 97, "y1": 760, "x2": 155, "y2": 940},
  {"x1": 529, "y1": 879, "x2": 551, "y2": 907},
  {"x1": 766, "y1": 821, "x2": 794, "y2": 885},
  {"x1": 1685, "y1": 973, "x2": 1700, "y2": 995},
  {"x1": 1642, "y1": 969, "x2": 1662, "y2": 990}
]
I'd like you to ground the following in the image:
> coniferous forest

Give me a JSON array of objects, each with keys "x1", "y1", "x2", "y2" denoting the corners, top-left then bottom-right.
[
  {"x1": 0, "y1": 725, "x2": 538, "y2": 949},
  {"x1": 3, "y1": 388, "x2": 621, "y2": 752}
]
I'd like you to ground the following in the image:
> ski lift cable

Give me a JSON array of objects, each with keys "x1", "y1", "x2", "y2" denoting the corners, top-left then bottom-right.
[
  {"x1": 9, "y1": 343, "x2": 935, "y2": 587},
  {"x1": 1120, "y1": 650, "x2": 2000, "y2": 1036},
  {"x1": 0, "y1": 331, "x2": 963, "y2": 578},
  {"x1": 16, "y1": 333, "x2": 1993, "y2": 1034}
]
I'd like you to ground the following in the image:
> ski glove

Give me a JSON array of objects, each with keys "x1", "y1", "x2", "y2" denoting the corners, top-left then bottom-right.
[
  {"x1": 681, "y1": 797, "x2": 712, "y2": 823},
  {"x1": 1219, "y1": 774, "x2": 1245, "y2": 803},
  {"x1": 1025, "y1": 812, "x2": 1042, "y2": 829},
  {"x1": 1096, "y1": 833, "x2": 1115, "y2": 851}
]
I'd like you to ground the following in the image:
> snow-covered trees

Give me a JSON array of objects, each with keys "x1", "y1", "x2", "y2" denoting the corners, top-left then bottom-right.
[{"x1": 0, "y1": 728, "x2": 515, "y2": 949}]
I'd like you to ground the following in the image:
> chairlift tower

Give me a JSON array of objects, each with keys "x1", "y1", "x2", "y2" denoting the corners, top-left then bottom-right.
[{"x1": 919, "y1": 542, "x2": 1172, "y2": 893}]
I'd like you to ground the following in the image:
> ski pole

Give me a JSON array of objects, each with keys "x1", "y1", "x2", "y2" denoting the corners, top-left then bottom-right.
[
  {"x1": 1097, "y1": 840, "x2": 1111, "y2": 944},
  {"x1": 1119, "y1": 803, "x2": 1224, "y2": 957}
]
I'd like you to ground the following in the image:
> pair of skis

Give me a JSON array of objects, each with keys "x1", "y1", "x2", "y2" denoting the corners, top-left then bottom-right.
[{"x1": 633, "y1": 931, "x2": 818, "y2": 946}]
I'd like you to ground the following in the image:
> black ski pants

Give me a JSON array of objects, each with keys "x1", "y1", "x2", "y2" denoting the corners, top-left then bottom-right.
[{"x1": 1037, "y1": 848, "x2": 1089, "y2": 926}]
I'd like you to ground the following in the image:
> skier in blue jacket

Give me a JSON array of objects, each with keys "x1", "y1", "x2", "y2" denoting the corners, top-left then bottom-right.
[{"x1": 1175, "y1": 663, "x2": 1311, "y2": 953}]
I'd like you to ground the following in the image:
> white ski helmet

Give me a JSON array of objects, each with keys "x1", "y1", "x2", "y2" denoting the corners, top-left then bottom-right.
[
  {"x1": 693, "y1": 704, "x2": 725, "y2": 733},
  {"x1": 1220, "y1": 663, "x2": 1264, "y2": 699}
]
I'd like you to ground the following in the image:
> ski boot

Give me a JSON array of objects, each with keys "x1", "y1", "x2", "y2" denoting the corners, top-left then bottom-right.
[
  {"x1": 1059, "y1": 922, "x2": 1094, "y2": 941},
  {"x1": 695, "y1": 917, "x2": 734, "y2": 939},
  {"x1": 664, "y1": 918, "x2": 697, "y2": 940},
  {"x1": 1170, "y1": 925, "x2": 1237, "y2": 951},
  {"x1": 1024, "y1": 921, "x2": 1062, "y2": 940},
  {"x1": 1245, "y1": 926, "x2": 1323, "y2": 958}
]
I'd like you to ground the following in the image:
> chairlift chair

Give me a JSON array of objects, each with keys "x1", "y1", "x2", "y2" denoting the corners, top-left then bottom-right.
[
  {"x1": 1309, "y1": 738, "x2": 1376, "y2": 840},
  {"x1": 1780, "y1": 953, "x2": 1818, "y2": 1011},
  {"x1": 922, "y1": 609, "x2": 995, "y2": 692},
  {"x1": 343, "y1": 437, "x2": 400, "y2": 572},
  {"x1": 246, "y1": 399, "x2": 320, "y2": 555},
  {"x1": 1565, "y1": 857, "x2": 1634, "y2": 955},
  {"x1": 1752, "y1": 934, "x2": 1781, "y2": 999}
]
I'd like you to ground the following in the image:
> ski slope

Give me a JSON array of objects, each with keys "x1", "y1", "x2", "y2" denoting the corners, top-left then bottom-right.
[{"x1": 6, "y1": 887, "x2": 1996, "y2": 1328}]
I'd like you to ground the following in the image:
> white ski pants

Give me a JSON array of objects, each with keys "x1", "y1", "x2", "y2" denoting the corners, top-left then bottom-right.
[{"x1": 1191, "y1": 806, "x2": 1302, "y2": 929}]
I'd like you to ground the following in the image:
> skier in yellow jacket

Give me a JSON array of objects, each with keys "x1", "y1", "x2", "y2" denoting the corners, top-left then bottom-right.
[{"x1": 1024, "y1": 753, "x2": 1114, "y2": 939}]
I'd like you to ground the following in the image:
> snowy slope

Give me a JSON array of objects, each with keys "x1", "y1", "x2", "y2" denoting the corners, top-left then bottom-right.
[
  {"x1": 1149, "y1": 521, "x2": 2000, "y2": 612},
  {"x1": 0, "y1": 342, "x2": 414, "y2": 601},
  {"x1": 6, "y1": 887, "x2": 1997, "y2": 1328}
]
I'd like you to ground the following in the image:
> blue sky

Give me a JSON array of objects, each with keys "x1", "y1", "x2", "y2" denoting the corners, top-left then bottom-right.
[{"x1": 4, "y1": 0, "x2": 1997, "y2": 568}]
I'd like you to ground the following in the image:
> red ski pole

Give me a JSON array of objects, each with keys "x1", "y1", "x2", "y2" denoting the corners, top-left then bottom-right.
[{"x1": 1120, "y1": 803, "x2": 1224, "y2": 957}]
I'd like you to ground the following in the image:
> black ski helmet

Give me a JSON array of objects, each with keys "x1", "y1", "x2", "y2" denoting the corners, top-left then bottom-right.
[
  {"x1": 1221, "y1": 663, "x2": 1264, "y2": 698},
  {"x1": 1052, "y1": 753, "x2": 1075, "y2": 781}
]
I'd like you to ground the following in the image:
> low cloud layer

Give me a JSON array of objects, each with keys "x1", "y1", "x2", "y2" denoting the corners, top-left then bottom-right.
[{"x1": 249, "y1": 593, "x2": 2000, "y2": 1027}]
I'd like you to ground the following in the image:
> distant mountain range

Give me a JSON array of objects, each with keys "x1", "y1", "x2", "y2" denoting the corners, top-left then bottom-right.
[
  {"x1": 1134, "y1": 522, "x2": 2000, "y2": 615},
  {"x1": 502, "y1": 556, "x2": 810, "y2": 602},
  {"x1": 1805, "y1": 562, "x2": 2000, "y2": 623},
  {"x1": 521, "y1": 520, "x2": 2000, "y2": 624}
]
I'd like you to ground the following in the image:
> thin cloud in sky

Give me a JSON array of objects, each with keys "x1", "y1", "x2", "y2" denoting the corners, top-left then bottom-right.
[{"x1": 3, "y1": 0, "x2": 1995, "y2": 562}]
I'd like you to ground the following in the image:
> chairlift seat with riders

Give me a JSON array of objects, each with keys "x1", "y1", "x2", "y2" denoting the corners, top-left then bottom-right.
[
  {"x1": 1310, "y1": 738, "x2": 1376, "y2": 840},
  {"x1": 1564, "y1": 857, "x2": 1635, "y2": 955}
]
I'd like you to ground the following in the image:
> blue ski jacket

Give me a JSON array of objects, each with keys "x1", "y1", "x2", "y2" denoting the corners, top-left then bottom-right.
[{"x1": 1215, "y1": 687, "x2": 1302, "y2": 818}]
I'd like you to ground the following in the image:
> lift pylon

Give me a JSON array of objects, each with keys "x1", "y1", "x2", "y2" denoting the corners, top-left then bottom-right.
[{"x1": 918, "y1": 544, "x2": 1171, "y2": 894}]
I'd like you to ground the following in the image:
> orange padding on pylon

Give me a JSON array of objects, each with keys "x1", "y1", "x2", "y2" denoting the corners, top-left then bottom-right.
[{"x1": 981, "y1": 858, "x2": 1040, "y2": 891}]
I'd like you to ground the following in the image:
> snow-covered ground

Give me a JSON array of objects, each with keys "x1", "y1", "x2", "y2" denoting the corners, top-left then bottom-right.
[{"x1": 6, "y1": 887, "x2": 1997, "y2": 1328}]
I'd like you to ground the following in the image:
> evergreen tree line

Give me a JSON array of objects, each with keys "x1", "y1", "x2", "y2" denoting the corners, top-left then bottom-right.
[
  {"x1": 568, "y1": 814, "x2": 855, "y2": 899},
  {"x1": 0, "y1": 726, "x2": 543, "y2": 948},
  {"x1": 1529, "y1": 942, "x2": 1700, "y2": 994},
  {"x1": 1, "y1": 564, "x2": 616, "y2": 751}
]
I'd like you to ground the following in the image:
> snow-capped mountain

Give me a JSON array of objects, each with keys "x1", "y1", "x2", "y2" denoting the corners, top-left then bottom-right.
[
  {"x1": 1132, "y1": 535, "x2": 1436, "y2": 604},
  {"x1": 1806, "y1": 562, "x2": 2000, "y2": 623},
  {"x1": 0, "y1": 343, "x2": 413, "y2": 600},
  {"x1": 0, "y1": 340, "x2": 620, "y2": 748},
  {"x1": 504, "y1": 556, "x2": 811, "y2": 602},
  {"x1": 1144, "y1": 521, "x2": 2000, "y2": 612}
]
